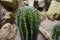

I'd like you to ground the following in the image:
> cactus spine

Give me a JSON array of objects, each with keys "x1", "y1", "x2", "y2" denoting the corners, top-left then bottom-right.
[
  {"x1": 52, "y1": 24, "x2": 60, "y2": 40},
  {"x1": 16, "y1": 6, "x2": 40, "y2": 40}
]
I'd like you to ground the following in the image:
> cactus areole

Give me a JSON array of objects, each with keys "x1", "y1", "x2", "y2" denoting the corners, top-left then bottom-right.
[
  {"x1": 52, "y1": 24, "x2": 60, "y2": 40},
  {"x1": 16, "y1": 6, "x2": 40, "y2": 40}
]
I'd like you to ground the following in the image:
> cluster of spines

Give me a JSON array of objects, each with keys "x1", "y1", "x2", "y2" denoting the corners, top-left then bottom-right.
[
  {"x1": 16, "y1": 6, "x2": 40, "y2": 40},
  {"x1": 52, "y1": 24, "x2": 60, "y2": 40}
]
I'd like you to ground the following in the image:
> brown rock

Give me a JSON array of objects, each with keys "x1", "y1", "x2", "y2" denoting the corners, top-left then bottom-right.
[
  {"x1": 0, "y1": 0, "x2": 19, "y2": 12},
  {"x1": 0, "y1": 12, "x2": 15, "y2": 28},
  {"x1": 40, "y1": 12, "x2": 47, "y2": 21}
]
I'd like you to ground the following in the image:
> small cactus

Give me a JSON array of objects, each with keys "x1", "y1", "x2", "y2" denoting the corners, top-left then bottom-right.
[
  {"x1": 16, "y1": 6, "x2": 40, "y2": 40},
  {"x1": 52, "y1": 24, "x2": 60, "y2": 40}
]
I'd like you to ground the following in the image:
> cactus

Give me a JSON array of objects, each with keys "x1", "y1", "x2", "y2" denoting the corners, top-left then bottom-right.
[
  {"x1": 16, "y1": 6, "x2": 40, "y2": 40},
  {"x1": 52, "y1": 24, "x2": 60, "y2": 40}
]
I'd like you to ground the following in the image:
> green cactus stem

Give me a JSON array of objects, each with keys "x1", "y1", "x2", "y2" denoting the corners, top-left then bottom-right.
[
  {"x1": 16, "y1": 6, "x2": 40, "y2": 40},
  {"x1": 52, "y1": 24, "x2": 60, "y2": 40}
]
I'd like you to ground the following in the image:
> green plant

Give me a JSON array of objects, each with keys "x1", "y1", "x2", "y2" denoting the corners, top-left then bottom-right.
[
  {"x1": 52, "y1": 24, "x2": 60, "y2": 40},
  {"x1": 16, "y1": 6, "x2": 40, "y2": 40}
]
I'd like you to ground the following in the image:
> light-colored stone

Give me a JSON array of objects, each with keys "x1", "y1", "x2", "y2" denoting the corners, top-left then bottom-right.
[
  {"x1": 0, "y1": 23, "x2": 17, "y2": 40},
  {"x1": 0, "y1": 12, "x2": 16, "y2": 40},
  {"x1": 39, "y1": 27, "x2": 52, "y2": 40},
  {"x1": 28, "y1": 0, "x2": 34, "y2": 7},
  {"x1": 40, "y1": 12, "x2": 47, "y2": 21},
  {"x1": 0, "y1": 0, "x2": 13, "y2": 3},
  {"x1": 47, "y1": 0, "x2": 60, "y2": 20},
  {"x1": 22, "y1": 1, "x2": 28, "y2": 6},
  {"x1": 39, "y1": 19, "x2": 60, "y2": 40},
  {"x1": 28, "y1": 0, "x2": 45, "y2": 7},
  {"x1": 3, "y1": 12, "x2": 15, "y2": 19}
]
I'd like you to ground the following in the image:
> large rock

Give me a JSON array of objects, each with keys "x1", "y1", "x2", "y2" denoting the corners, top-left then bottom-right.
[
  {"x1": 0, "y1": 12, "x2": 16, "y2": 40},
  {"x1": 0, "y1": 23, "x2": 17, "y2": 40},
  {"x1": 0, "y1": 0, "x2": 19, "y2": 12},
  {"x1": 47, "y1": 0, "x2": 60, "y2": 20},
  {"x1": 39, "y1": 19, "x2": 60, "y2": 40},
  {"x1": 0, "y1": 12, "x2": 15, "y2": 27}
]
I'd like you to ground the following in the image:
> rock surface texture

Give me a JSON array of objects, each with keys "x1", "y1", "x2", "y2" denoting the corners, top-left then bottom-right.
[
  {"x1": 39, "y1": 19, "x2": 60, "y2": 40},
  {"x1": 0, "y1": 0, "x2": 18, "y2": 40},
  {"x1": 0, "y1": 0, "x2": 19, "y2": 11},
  {"x1": 47, "y1": 0, "x2": 60, "y2": 20},
  {"x1": 0, "y1": 23, "x2": 17, "y2": 40}
]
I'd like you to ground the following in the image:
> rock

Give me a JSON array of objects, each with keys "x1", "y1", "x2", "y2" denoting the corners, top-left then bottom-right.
[
  {"x1": 3, "y1": 12, "x2": 15, "y2": 19},
  {"x1": 39, "y1": 19, "x2": 60, "y2": 40},
  {"x1": 22, "y1": 1, "x2": 28, "y2": 6},
  {"x1": 56, "y1": 0, "x2": 60, "y2": 2},
  {"x1": 39, "y1": 27, "x2": 52, "y2": 40},
  {"x1": 0, "y1": 23, "x2": 17, "y2": 40},
  {"x1": 0, "y1": 0, "x2": 19, "y2": 12},
  {"x1": 40, "y1": 12, "x2": 47, "y2": 21},
  {"x1": 28, "y1": 0, "x2": 34, "y2": 7},
  {"x1": 0, "y1": 12, "x2": 15, "y2": 28},
  {"x1": 47, "y1": 0, "x2": 60, "y2": 20},
  {"x1": 0, "y1": 3, "x2": 7, "y2": 19},
  {"x1": 37, "y1": 31, "x2": 48, "y2": 40}
]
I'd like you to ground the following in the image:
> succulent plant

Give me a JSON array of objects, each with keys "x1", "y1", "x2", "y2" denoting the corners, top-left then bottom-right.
[
  {"x1": 52, "y1": 24, "x2": 60, "y2": 40},
  {"x1": 16, "y1": 6, "x2": 40, "y2": 40}
]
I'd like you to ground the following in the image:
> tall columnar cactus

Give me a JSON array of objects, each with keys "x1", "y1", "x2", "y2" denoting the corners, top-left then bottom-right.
[
  {"x1": 52, "y1": 24, "x2": 60, "y2": 40},
  {"x1": 16, "y1": 6, "x2": 40, "y2": 40}
]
